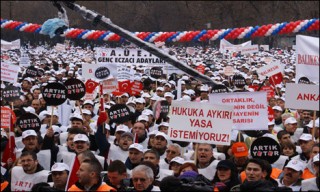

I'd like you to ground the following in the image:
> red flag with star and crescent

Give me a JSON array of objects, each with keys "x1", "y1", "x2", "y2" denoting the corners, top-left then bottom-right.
[{"x1": 269, "y1": 72, "x2": 283, "y2": 87}]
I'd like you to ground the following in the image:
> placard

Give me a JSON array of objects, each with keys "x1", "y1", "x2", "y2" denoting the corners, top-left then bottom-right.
[
  {"x1": 238, "y1": 45, "x2": 259, "y2": 55},
  {"x1": 2, "y1": 85, "x2": 21, "y2": 102},
  {"x1": 108, "y1": 104, "x2": 131, "y2": 124},
  {"x1": 224, "y1": 66, "x2": 235, "y2": 76},
  {"x1": 153, "y1": 100, "x2": 170, "y2": 124},
  {"x1": 150, "y1": 67, "x2": 163, "y2": 78},
  {"x1": 250, "y1": 137, "x2": 281, "y2": 164},
  {"x1": 130, "y1": 81, "x2": 143, "y2": 96},
  {"x1": 233, "y1": 74, "x2": 246, "y2": 89},
  {"x1": 85, "y1": 79, "x2": 99, "y2": 94},
  {"x1": 17, "y1": 113, "x2": 41, "y2": 132},
  {"x1": 25, "y1": 66, "x2": 38, "y2": 77},
  {"x1": 285, "y1": 83, "x2": 319, "y2": 111},
  {"x1": 1, "y1": 106, "x2": 16, "y2": 129},
  {"x1": 211, "y1": 84, "x2": 229, "y2": 93},
  {"x1": 295, "y1": 35, "x2": 319, "y2": 85},
  {"x1": 41, "y1": 82, "x2": 67, "y2": 106},
  {"x1": 0, "y1": 62, "x2": 20, "y2": 83},
  {"x1": 257, "y1": 61, "x2": 283, "y2": 81},
  {"x1": 169, "y1": 101, "x2": 233, "y2": 145},
  {"x1": 209, "y1": 92, "x2": 268, "y2": 130},
  {"x1": 102, "y1": 78, "x2": 118, "y2": 94},
  {"x1": 64, "y1": 78, "x2": 86, "y2": 100},
  {"x1": 82, "y1": 63, "x2": 117, "y2": 81}
]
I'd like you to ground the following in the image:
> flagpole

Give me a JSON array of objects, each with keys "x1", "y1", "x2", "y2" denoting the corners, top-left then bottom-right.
[{"x1": 312, "y1": 110, "x2": 316, "y2": 141}]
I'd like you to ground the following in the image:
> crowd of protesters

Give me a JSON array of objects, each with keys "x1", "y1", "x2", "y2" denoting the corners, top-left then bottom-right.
[{"x1": 1, "y1": 42, "x2": 319, "y2": 192}]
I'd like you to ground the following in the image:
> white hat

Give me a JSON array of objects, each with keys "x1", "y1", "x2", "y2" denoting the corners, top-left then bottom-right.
[
  {"x1": 129, "y1": 143, "x2": 144, "y2": 153},
  {"x1": 180, "y1": 95, "x2": 191, "y2": 101},
  {"x1": 170, "y1": 157, "x2": 184, "y2": 165},
  {"x1": 138, "y1": 114, "x2": 149, "y2": 122},
  {"x1": 51, "y1": 162, "x2": 70, "y2": 172},
  {"x1": 164, "y1": 92, "x2": 175, "y2": 98},
  {"x1": 156, "y1": 87, "x2": 164, "y2": 92},
  {"x1": 83, "y1": 100, "x2": 94, "y2": 106},
  {"x1": 169, "y1": 80, "x2": 176, "y2": 87},
  {"x1": 306, "y1": 118, "x2": 319, "y2": 128},
  {"x1": 164, "y1": 83, "x2": 171, "y2": 88},
  {"x1": 115, "y1": 124, "x2": 129, "y2": 133},
  {"x1": 155, "y1": 132, "x2": 170, "y2": 143},
  {"x1": 82, "y1": 109, "x2": 92, "y2": 115},
  {"x1": 252, "y1": 80, "x2": 260, "y2": 84},
  {"x1": 299, "y1": 133, "x2": 313, "y2": 141},
  {"x1": 313, "y1": 153, "x2": 319, "y2": 163},
  {"x1": 272, "y1": 106, "x2": 283, "y2": 112},
  {"x1": 126, "y1": 100, "x2": 136, "y2": 106},
  {"x1": 180, "y1": 81, "x2": 186, "y2": 85},
  {"x1": 70, "y1": 113, "x2": 83, "y2": 121},
  {"x1": 23, "y1": 106, "x2": 36, "y2": 114},
  {"x1": 159, "y1": 122, "x2": 169, "y2": 127},
  {"x1": 284, "y1": 117, "x2": 297, "y2": 125},
  {"x1": 150, "y1": 95, "x2": 160, "y2": 101},
  {"x1": 73, "y1": 134, "x2": 89, "y2": 142},
  {"x1": 135, "y1": 98, "x2": 146, "y2": 104},
  {"x1": 148, "y1": 130, "x2": 158, "y2": 136},
  {"x1": 285, "y1": 159, "x2": 305, "y2": 172},
  {"x1": 280, "y1": 88, "x2": 286, "y2": 92},
  {"x1": 200, "y1": 85, "x2": 209, "y2": 92},
  {"x1": 22, "y1": 130, "x2": 37, "y2": 139},
  {"x1": 142, "y1": 109, "x2": 153, "y2": 116},
  {"x1": 141, "y1": 93, "x2": 151, "y2": 98},
  {"x1": 268, "y1": 119, "x2": 275, "y2": 126}
]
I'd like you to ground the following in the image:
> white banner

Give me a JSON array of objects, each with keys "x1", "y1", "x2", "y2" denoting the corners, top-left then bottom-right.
[
  {"x1": 259, "y1": 45, "x2": 270, "y2": 51},
  {"x1": 238, "y1": 45, "x2": 259, "y2": 55},
  {"x1": 117, "y1": 65, "x2": 135, "y2": 81},
  {"x1": 1, "y1": 39, "x2": 20, "y2": 51},
  {"x1": 256, "y1": 60, "x2": 283, "y2": 80},
  {"x1": 186, "y1": 47, "x2": 196, "y2": 55},
  {"x1": 296, "y1": 35, "x2": 319, "y2": 84},
  {"x1": 54, "y1": 43, "x2": 66, "y2": 52},
  {"x1": 220, "y1": 39, "x2": 251, "y2": 52},
  {"x1": 169, "y1": 101, "x2": 233, "y2": 145},
  {"x1": 102, "y1": 78, "x2": 118, "y2": 94},
  {"x1": 285, "y1": 83, "x2": 319, "y2": 111},
  {"x1": 82, "y1": 63, "x2": 117, "y2": 81},
  {"x1": 1, "y1": 62, "x2": 20, "y2": 83},
  {"x1": 19, "y1": 52, "x2": 30, "y2": 67},
  {"x1": 209, "y1": 92, "x2": 268, "y2": 130}
]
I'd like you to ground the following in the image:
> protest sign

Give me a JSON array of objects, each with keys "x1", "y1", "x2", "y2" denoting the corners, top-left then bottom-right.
[
  {"x1": 83, "y1": 91, "x2": 97, "y2": 101},
  {"x1": 223, "y1": 66, "x2": 235, "y2": 76},
  {"x1": 238, "y1": 45, "x2": 259, "y2": 55},
  {"x1": 250, "y1": 137, "x2": 281, "y2": 164},
  {"x1": 232, "y1": 74, "x2": 246, "y2": 89},
  {"x1": 82, "y1": 63, "x2": 117, "y2": 81},
  {"x1": 169, "y1": 101, "x2": 233, "y2": 145},
  {"x1": 209, "y1": 92, "x2": 268, "y2": 130},
  {"x1": 196, "y1": 65, "x2": 205, "y2": 74},
  {"x1": 130, "y1": 81, "x2": 143, "y2": 96},
  {"x1": 153, "y1": 100, "x2": 170, "y2": 124},
  {"x1": 19, "y1": 54, "x2": 30, "y2": 67},
  {"x1": 211, "y1": 84, "x2": 230, "y2": 93},
  {"x1": 297, "y1": 76, "x2": 310, "y2": 84},
  {"x1": 150, "y1": 67, "x2": 163, "y2": 78},
  {"x1": 25, "y1": 66, "x2": 38, "y2": 77},
  {"x1": 220, "y1": 39, "x2": 251, "y2": 52},
  {"x1": 108, "y1": 104, "x2": 131, "y2": 124},
  {"x1": 2, "y1": 85, "x2": 21, "y2": 102},
  {"x1": 259, "y1": 45, "x2": 270, "y2": 51},
  {"x1": 285, "y1": 83, "x2": 319, "y2": 111},
  {"x1": 296, "y1": 35, "x2": 319, "y2": 84},
  {"x1": 118, "y1": 80, "x2": 131, "y2": 93},
  {"x1": 54, "y1": 43, "x2": 66, "y2": 52},
  {"x1": 186, "y1": 47, "x2": 196, "y2": 55},
  {"x1": 41, "y1": 82, "x2": 67, "y2": 106},
  {"x1": 117, "y1": 65, "x2": 135, "y2": 81},
  {"x1": 64, "y1": 78, "x2": 86, "y2": 100},
  {"x1": 1, "y1": 106, "x2": 16, "y2": 129},
  {"x1": 17, "y1": 113, "x2": 41, "y2": 132},
  {"x1": 102, "y1": 78, "x2": 118, "y2": 94},
  {"x1": 85, "y1": 79, "x2": 99, "y2": 94},
  {"x1": 0, "y1": 62, "x2": 19, "y2": 83}
]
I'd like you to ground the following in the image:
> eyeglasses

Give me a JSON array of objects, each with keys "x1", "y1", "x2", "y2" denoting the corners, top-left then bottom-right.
[
  {"x1": 132, "y1": 178, "x2": 147, "y2": 182},
  {"x1": 166, "y1": 150, "x2": 177, "y2": 154}
]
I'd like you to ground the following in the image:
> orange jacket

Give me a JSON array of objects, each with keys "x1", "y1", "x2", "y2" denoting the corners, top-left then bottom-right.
[
  {"x1": 68, "y1": 183, "x2": 116, "y2": 191},
  {"x1": 240, "y1": 167, "x2": 283, "y2": 182},
  {"x1": 1, "y1": 181, "x2": 9, "y2": 191},
  {"x1": 302, "y1": 168, "x2": 315, "y2": 180}
]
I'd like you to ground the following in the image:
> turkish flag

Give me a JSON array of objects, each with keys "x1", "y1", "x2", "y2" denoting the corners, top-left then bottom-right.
[
  {"x1": 196, "y1": 65, "x2": 205, "y2": 74},
  {"x1": 269, "y1": 72, "x2": 283, "y2": 87},
  {"x1": 65, "y1": 155, "x2": 80, "y2": 190},
  {"x1": 267, "y1": 106, "x2": 274, "y2": 121},
  {"x1": 85, "y1": 79, "x2": 99, "y2": 93},
  {"x1": 118, "y1": 80, "x2": 131, "y2": 93}
]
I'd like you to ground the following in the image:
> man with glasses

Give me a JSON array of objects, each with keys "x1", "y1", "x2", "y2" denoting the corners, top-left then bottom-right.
[
  {"x1": 131, "y1": 165, "x2": 160, "y2": 192},
  {"x1": 159, "y1": 143, "x2": 181, "y2": 170}
]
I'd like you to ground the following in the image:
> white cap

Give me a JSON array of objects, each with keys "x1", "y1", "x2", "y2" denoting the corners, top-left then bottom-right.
[
  {"x1": 82, "y1": 109, "x2": 92, "y2": 115},
  {"x1": 148, "y1": 130, "x2": 158, "y2": 136},
  {"x1": 252, "y1": 80, "x2": 260, "y2": 84},
  {"x1": 126, "y1": 100, "x2": 136, "y2": 106},
  {"x1": 284, "y1": 117, "x2": 297, "y2": 125},
  {"x1": 22, "y1": 130, "x2": 37, "y2": 139},
  {"x1": 142, "y1": 109, "x2": 153, "y2": 116},
  {"x1": 200, "y1": 85, "x2": 209, "y2": 92},
  {"x1": 313, "y1": 153, "x2": 319, "y2": 163},
  {"x1": 138, "y1": 114, "x2": 149, "y2": 122},
  {"x1": 135, "y1": 98, "x2": 146, "y2": 104},
  {"x1": 23, "y1": 106, "x2": 36, "y2": 114},
  {"x1": 272, "y1": 106, "x2": 283, "y2": 112},
  {"x1": 150, "y1": 95, "x2": 160, "y2": 101},
  {"x1": 299, "y1": 133, "x2": 313, "y2": 141},
  {"x1": 156, "y1": 87, "x2": 164, "y2": 92},
  {"x1": 268, "y1": 119, "x2": 275, "y2": 126},
  {"x1": 285, "y1": 159, "x2": 305, "y2": 172},
  {"x1": 164, "y1": 92, "x2": 175, "y2": 98},
  {"x1": 306, "y1": 118, "x2": 319, "y2": 128},
  {"x1": 170, "y1": 157, "x2": 184, "y2": 165},
  {"x1": 70, "y1": 113, "x2": 83, "y2": 121},
  {"x1": 50, "y1": 163, "x2": 70, "y2": 172},
  {"x1": 141, "y1": 93, "x2": 151, "y2": 98},
  {"x1": 73, "y1": 134, "x2": 89, "y2": 142},
  {"x1": 116, "y1": 124, "x2": 129, "y2": 133},
  {"x1": 159, "y1": 122, "x2": 169, "y2": 127},
  {"x1": 155, "y1": 132, "x2": 170, "y2": 143},
  {"x1": 83, "y1": 100, "x2": 94, "y2": 106},
  {"x1": 129, "y1": 143, "x2": 144, "y2": 152}
]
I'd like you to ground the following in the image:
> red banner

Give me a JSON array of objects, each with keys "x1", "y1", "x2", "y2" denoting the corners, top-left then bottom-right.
[{"x1": 130, "y1": 81, "x2": 143, "y2": 96}]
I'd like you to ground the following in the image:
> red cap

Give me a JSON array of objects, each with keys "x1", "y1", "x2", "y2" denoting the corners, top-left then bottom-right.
[{"x1": 232, "y1": 142, "x2": 248, "y2": 157}]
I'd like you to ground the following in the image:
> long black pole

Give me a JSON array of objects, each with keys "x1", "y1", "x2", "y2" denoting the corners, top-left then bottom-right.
[{"x1": 60, "y1": 1, "x2": 218, "y2": 88}]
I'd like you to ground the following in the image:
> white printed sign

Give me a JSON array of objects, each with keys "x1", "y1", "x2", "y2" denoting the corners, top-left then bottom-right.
[
  {"x1": 259, "y1": 45, "x2": 270, "y2": 51},
  {"x1": 186, "y1": 47, "x2": 196, "y2": 55},
  {"x1": 295, "y1": 35, "x2": 319, "y2": 84},
  {"x1": 238, "y1": 45, "x2": 259, "y2": 55},
  {"x1": 1, "y1": 62, "x2": 20, "y2": 83},
  {"x1": 224, "y1": 66, "x2": 235, "y2": 76},
  {"x1": 209, "y1": 92, "x2": 268, "y2": 130},
  {"x1": 220, "y1": 39, "x2": 251, "y2": 52},
  {"x1": 285, "y1": 83, "x2": 319, "y2": 111},
  {"x1": 54, "y1": 43, "x2": 66, "y2": 52},
  {"x1": 19, "y1": 54, "x2": 30, "y2": 67},
  {"x1": 102, "y1": 78, "x2": 118, "y2": 94},
  {"x1": 82, "y1": 63, "x2": 117, "y2": 81},
  {"x1": 169, "y1": 101, "x2": 233, "y2": 145},
  {"x1": 117, "y1": 65, "x2": 135, "y2": 81},
  {"x1": 256, "y1": 60, "x2": 283, "y2": 80}
]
